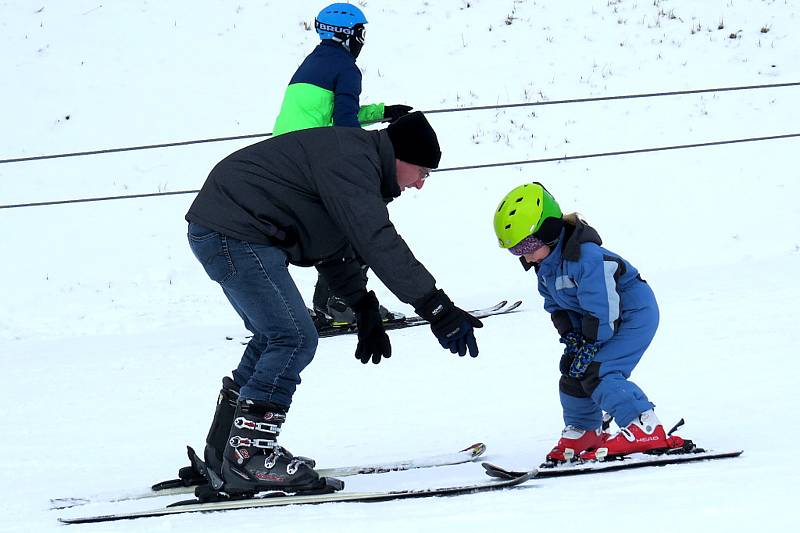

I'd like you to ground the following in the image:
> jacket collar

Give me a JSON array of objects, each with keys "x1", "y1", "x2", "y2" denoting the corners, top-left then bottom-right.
[
  {"x1": 561, "y1": 218, "x2": 602, "y2": 261},
  {"x1": 318, "y1": 39, "x2": 354, "y2": 60},
  {"x1": 530, "y1": 218, "x2": 604, "y2": 273}
]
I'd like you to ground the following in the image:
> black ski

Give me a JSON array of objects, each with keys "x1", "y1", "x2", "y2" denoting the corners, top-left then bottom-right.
[
  {"x1": 358, "y1": 299, "x2": 521, "y2": 336},
  {"x1": 58, "y1": 470, "x2": 535, "y2": 524},
  {"x1": 227, "y1": 300, "x2": 522, "y2": 342},
  {"x1": 482, "y1": 448, "x2": 743, "y2": 480}
]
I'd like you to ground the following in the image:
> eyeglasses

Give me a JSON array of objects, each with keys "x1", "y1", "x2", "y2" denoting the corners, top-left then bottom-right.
[{"x1": 419, "y1": 167, "x2": 431, "y2": 181}]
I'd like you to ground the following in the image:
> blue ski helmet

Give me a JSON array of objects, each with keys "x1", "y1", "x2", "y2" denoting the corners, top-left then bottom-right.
[{"x1": 315, "y1": 3, "x2": 368, "y2": 58}]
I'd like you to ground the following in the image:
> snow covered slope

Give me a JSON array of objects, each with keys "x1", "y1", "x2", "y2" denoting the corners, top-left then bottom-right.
[{"x1": 1, "y1": 1, "x2": 798, "y2": 531}]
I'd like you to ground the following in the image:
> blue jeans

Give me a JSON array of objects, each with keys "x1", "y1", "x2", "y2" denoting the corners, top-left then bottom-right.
[{"x1": 187, "y1": 222, "x2": 318, "y2": 409}]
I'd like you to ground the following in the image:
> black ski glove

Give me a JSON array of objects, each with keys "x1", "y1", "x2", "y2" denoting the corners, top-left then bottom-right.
[
  {"x1": 414, "y1": 289, "x2": 483, "y2": 357},
  {"x1": 383, "y1": 104, "x2": 413, "y2": 122},
  {"x1": 351, "y1": 291, "x2": 392, "y2": 364}
]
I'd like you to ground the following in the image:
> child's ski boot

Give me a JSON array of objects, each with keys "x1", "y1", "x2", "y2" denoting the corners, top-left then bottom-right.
[
  {"x1": 544, "y1": 425, "x2": 605, "y2": 465},
  {"x1": 580, "y1": 410, "x2": 690, "y2": 461}
]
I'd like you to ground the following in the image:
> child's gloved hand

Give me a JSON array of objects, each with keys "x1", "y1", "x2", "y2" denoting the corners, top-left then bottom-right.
[
  {"x1": 383, "y1": 104, "x2": 413, "y2": 122},
  {"x1": 568, "y1": 342, "x2": 599, "y2": 379},
  {"x1": 559, "y1": 331, "x2": 583, "y2": 375},
  {"x1": 560, "y1": 331, "x2": 583, "y2": 354}
]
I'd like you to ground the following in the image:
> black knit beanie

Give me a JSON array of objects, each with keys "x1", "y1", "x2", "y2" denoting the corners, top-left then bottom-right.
[{"x1": 386, "y1": 111, "x2": 442, "y2": 169}]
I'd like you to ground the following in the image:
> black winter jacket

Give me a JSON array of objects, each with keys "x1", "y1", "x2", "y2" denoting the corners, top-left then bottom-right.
[{"x1": 186, "y1": 127, "x2": 437, "y2": 306}]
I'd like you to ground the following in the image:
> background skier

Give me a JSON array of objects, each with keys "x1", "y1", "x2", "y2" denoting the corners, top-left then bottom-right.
[{"x1": 273, "y1": 3, "x2": 413, "y2": 327}]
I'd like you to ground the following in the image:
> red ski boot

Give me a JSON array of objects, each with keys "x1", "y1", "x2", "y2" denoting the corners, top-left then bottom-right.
[
  {"x1": 545, "y1": 425, "x2": 605, "y2": 464},
  {"x1": 581, "y1": 410, "x2": 686, "y2": 461}
]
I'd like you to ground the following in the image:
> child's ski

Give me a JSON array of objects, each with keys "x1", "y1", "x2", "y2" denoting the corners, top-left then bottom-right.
[{"x1": 482, "y1": 448, "x2": 743, "y2": 480}]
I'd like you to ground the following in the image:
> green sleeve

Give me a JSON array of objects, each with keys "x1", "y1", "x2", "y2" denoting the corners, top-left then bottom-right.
[
  {"x1": 273, "y1": 82, "x2": 385, "y2": 136},
  {"x1": 273, "y1": 83, "x2": 336, "y2": 136},
  {"x1": 357, "y1": 103, "x2": 385, "y2": 125}
]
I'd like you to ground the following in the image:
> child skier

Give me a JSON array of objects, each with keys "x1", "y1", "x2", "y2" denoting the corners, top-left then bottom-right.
[
  {"x1": 493, "y1": 182, "x2": 687, "y2": 463},
  {"x1": 272, "y1": 3, "x2": 412, "y2": 135}
]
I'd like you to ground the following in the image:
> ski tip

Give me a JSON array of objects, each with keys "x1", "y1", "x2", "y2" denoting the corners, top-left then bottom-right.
[
  {"x1": 481, "y1": 461, "x2": 538, "y2": 481},
  {"x1": 506, "y1": 300, "x2": 523, "y2": 311},
  {"x1": 462, "y1": 442, "x2": 487, "y2": 457},
  {"x1": 481, "y1": 462, "x2": 520, "y2": 480}
]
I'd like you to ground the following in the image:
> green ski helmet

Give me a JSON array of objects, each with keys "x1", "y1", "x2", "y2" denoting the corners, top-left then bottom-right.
[{"x1": 493, "y1": 182, "x2": 563, "y2": 249}]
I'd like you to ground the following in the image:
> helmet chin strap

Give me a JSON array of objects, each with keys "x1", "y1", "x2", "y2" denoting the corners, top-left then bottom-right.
[
  {"x1": 337, "y1": 36, "x2": 363, "y2": 59},
  {"x1": 348, "y1": 41, "x2": 363, "y2": 59}
]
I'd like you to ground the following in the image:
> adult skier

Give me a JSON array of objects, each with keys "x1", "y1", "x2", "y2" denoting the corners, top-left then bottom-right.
[
  {"x1": 273, "y1": 3, "x2": 413, "y2": 328},
  {"x1": 492, "y1": 182, "x2": 686, "y2": 463},
  {"x1": 184, "y1": 112, "x2": 482, "y2": 495}
]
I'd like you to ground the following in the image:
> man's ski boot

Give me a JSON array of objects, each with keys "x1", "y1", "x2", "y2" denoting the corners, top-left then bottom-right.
[
  {"x1": 580, "y1": 409, "x2": 690, "y2": 461},
  {"x1": 173, "y1": 376, "x2": 241, "y2": 487},
  {"x1": 203, "y1": 377, "x2": 241, "y2": 475},
  {"x1": 177, "y1": 377, "x2": 316, "y2": 488},
  {"x1": 543, "y1": 425, "x2": 605, "y2": 466},
  {"x1": 213, "y1": 399, "x2": 341, "y2": 499}
]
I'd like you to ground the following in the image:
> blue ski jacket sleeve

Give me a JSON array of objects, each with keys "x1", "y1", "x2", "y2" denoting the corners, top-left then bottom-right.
[{"x1": 537, "y1": 276, "x2": 583, "y2": 334}]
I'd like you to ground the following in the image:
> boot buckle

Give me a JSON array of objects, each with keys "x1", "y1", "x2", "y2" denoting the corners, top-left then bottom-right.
[
  {"x1": 229, "y1": 436, "x2": 277, "y2": 449},
  {"x1": 234, "y1": 417, "x2": 281, "y2": 434}
]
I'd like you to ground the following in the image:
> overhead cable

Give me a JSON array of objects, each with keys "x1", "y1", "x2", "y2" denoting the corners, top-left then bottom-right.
[
  {"x1": 3, "y1": 132, "x2": 797, "y2": 210},
  {"x1": 1, "y1": 81, "x2": 798, "y2": 165}
]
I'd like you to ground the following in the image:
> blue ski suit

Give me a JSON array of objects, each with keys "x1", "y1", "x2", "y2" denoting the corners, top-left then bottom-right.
[{"x1": 533, "y1": 219, "x2": 658, "y2": 429}]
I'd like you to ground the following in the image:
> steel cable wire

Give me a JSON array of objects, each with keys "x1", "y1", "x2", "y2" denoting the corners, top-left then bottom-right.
[
  {"x1": 1, "y1": 81, "x2": 798, "y2": 165},
  {"x1": 3, "y1": 132, "x2": 798, "y2": 210}
]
